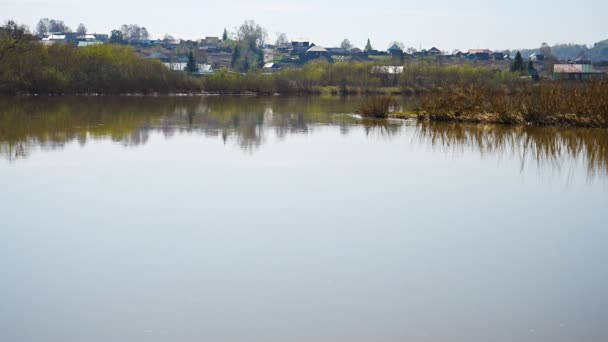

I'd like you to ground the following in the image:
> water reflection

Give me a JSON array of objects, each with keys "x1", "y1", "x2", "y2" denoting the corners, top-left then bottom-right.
[
  {"x1": 1, "y1": 96, "x2": 607, "y2": 179},
  {"x1": 416, "y1": 122, "x2": 608, "y2": 179}
]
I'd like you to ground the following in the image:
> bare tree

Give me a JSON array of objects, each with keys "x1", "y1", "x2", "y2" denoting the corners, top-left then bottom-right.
[
  {"x1": 236, "y1": 20, "x2": 267, "y2": 48},
  {"x1": 119, "y1": 24, "x2": 148, "y2": 41},
  {"x1": 340, "y1": 38, "x2": 353, "y2": 51},
  {"x1": 275, "y1": 32, "x2": 289, "y2": 47},
  {"x1": 48, "y1": 19, "x2": 70, "y2": 33},
  {"x1": 540, "y1": 42, "x2": 552, "y2": 57},
  {"x1": 35, "y1": 18, "x2": 49, "y2": 37},
  {"x1": 141, "y1": 27, "x2": 150, "y2": 40},
  {"x1": 76, "y1": 23, "x2": 87, "y2": 35}
]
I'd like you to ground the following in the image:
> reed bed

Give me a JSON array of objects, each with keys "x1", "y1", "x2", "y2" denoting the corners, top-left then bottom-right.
[{"x1": 416, "y1": 82, "x2": 608, "y2": 128}]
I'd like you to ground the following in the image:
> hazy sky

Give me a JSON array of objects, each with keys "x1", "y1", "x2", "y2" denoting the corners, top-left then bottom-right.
[{"x1": 2, "y1": 0, "x2": 607, "y2": 51}]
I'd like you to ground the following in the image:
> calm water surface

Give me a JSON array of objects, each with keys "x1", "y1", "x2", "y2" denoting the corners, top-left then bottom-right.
[{"x1": 1, "y1": 96, "x2": 607, "y2": 342}]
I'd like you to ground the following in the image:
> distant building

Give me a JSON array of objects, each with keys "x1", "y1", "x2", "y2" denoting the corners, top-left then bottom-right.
[
  {"x1": 41, "y1": 34, "x2": 67, "y2": 45},
  {"x1": 263, "y1": 63, "x2": 281, "y2": 72},
  {"x1": 371, "y1": 66, "x2": 404, "y2": 85},
  {"x1": 202, "y1": 37, "x2": 219, "y2": 45},
  {"x1": 452, "y1": 50, "x2": 464, "y2": 58},
  {"x1": 428, "y1": 47, "x2": 441, "y2": 56},
  {"x1": 467, "y1": 49, "x2": 491, "y2": 60},
  {"x1": 491, "y1": 52, "x2": 505, "y2": 60},
  {"x1": 553, "y1": 64, "x2": 605, "y2": 81},
  {"x1": 292, "y1": 39, "x2": 310, "y2": 54},
  {"x1": 530, "y1": 53, "x2": 545, "y2": 61},
  {"x1": 198, "y1": 64, "x2": 214, "y2": 75},
  {"x1": 74, "y1": 34, "x2": 104, "y2": 47},
  {"x1": 306, "y1": 46, "x2": 329, "y2": 59},
  {"x1": 200, "y1": 36, "x2": 219, "y2": 52}
]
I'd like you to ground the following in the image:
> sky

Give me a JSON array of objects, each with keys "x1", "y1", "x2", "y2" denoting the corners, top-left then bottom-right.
[{"x1": 1, "y1": 0, "x2": 607, "y2": 52}]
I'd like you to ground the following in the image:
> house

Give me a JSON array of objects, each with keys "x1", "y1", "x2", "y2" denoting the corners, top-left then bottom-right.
[
  {"x1": 75, "y1": 34, "x2": 103, "y2": 47},
  {"x1": 76, "y1": 34, "x2": 97, "y2": 42},
  {"x1": 467, "y1": 49, "x2": 491, "y2": 60},
  {"x1": 428, "y1": 47, "x2": 441, "y2": 56},
  {"x1": 291, "y1": 39, "x2": 310, "y2": 54},
  {"x1": 553, "y1": 64, "x2": 605, "y2": 81},
  {"x1": 263, "y1": 63, "x2": 281, "y2": 72},
  {"x1": 306, "y1": 46, "x2": 329, "y2": 59},
  {"x1": 199, "y1": 64, "x2": 214, "y2": 75},
  {"x1": 491, "y1": 52, "x2": 505, "y2": 60},
  {"x1": 452, "y1": 50, "x2": 464, "y2": 58},
  {"x1": 199, "y1": 36, "x2": 219, "y2": 52},
  {"x1": 388, "y1": 43, "x2": 404, "y2": 58},
  {"x1": 41, "y1": 33, "x2": 67, "y2": 45},
  {"x1": 371, "y1": 66, "x2": 404, "y2": 85},
  {"x1": 201, "y1": 37, "x2": 219, "y2": 45},
  {"x1": 530, "y1": 53, "x2": 545, "y2": 61}
]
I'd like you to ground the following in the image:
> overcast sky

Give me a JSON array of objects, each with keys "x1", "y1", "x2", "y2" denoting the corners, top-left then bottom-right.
[{"x1": 2, "y1": 0, "x2": 607, "y2": 51}]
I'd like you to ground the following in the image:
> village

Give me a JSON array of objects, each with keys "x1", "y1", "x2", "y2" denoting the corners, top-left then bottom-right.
[{"x1": 39, "y1": 28, "x2": 608, "y2": 82}]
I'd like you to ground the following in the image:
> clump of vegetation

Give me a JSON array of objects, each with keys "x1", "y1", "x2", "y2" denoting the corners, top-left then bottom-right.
[
  {"x1": 358, "y1": 96, "x2": 398, "y2": 118},
  {"x1": 416, "y1": 82, "x2": 608, "y2": 128}
]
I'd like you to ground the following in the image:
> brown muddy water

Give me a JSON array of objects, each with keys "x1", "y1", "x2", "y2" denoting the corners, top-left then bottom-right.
[{"x1": 1, "y1": 96, "x2": 607, "y2": 342}]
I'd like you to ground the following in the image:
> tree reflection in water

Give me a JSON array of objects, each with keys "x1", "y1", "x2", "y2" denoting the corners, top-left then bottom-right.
[{"x1": 1, "y1": 96, "x2": 606, "y2": 179}]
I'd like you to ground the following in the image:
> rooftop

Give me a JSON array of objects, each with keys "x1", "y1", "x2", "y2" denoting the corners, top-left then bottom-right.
[
  {"x1": 307, "y1": 46, "x2": 328, "y2": 53},
  {"x1": 554, "y1": 64, "x2": 600, "y2": 73},
  {"x1": 468, "y1": 49, "x2": 491, "y2": 54}
]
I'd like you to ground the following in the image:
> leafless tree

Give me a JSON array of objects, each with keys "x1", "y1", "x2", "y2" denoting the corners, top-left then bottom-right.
[
  {"x1": 76, "y1": 23, "x2": 87, "y2": 35},
  {"x1": 236, "y1": 20, "x2": 267, "y2": 48},
  {"x1": 340, "y1": 39, "x2": 353, "y2": 51},
  {"x1": 275, "y1": 32, "x2": 289, "y2": 47}
]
